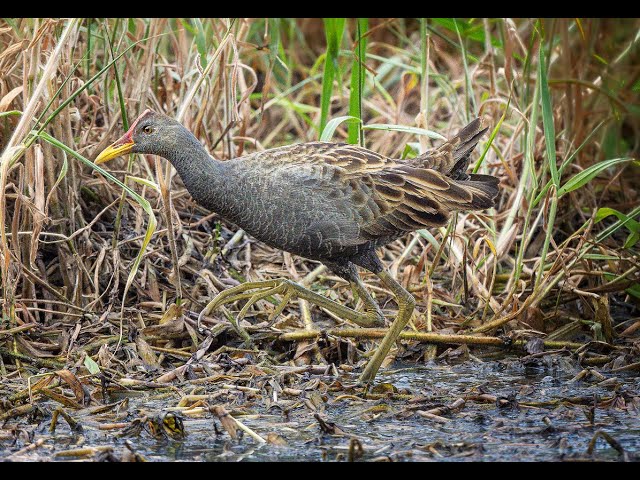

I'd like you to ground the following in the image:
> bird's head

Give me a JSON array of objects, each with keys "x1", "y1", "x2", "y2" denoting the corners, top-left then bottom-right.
[{"x1": 94, "y1": 109, "x2": 182, "y2": 164}]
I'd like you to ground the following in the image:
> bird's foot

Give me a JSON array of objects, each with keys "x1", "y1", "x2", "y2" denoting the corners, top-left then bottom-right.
[{"x1": 197, "y1": 278, "x2": 382, "y2": 331}]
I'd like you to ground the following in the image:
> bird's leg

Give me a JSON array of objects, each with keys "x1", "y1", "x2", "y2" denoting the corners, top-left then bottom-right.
[
  {"x1": 197, "y1": 278, "x2": 382, "y2": 331},
  {"x1": 325, "y1": 261, "x2": 385, "y2": 327},
  {"x1": 358, "y1": 270, "x2": 416, "y2": 384},
  {"x1": 347, "y1": 276, "x2": 385, "y2": 327}
]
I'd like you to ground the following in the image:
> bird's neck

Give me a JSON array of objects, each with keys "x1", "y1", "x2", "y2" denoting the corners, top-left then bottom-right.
[{"x1": 161, "y1": 132, "x2": 231, "y2": 216}]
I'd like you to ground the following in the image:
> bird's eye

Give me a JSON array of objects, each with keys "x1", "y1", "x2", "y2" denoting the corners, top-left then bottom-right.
[{"x1": 143, "y1": 125, "x2": 153, "y2": 134}]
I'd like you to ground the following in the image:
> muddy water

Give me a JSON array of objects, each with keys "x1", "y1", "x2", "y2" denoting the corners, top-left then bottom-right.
[{"x1": 3, "y1": 359, "x2": 639, "y2": 461}]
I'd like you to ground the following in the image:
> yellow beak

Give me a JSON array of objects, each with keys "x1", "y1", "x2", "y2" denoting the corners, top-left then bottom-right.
[{"x1": 94, "y1": 140, "x2": 135, "y2": 164}]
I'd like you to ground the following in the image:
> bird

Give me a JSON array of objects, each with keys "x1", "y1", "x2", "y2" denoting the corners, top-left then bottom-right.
[{"x1": 95, "y1": 109, "x2": 499, "y2": 383}]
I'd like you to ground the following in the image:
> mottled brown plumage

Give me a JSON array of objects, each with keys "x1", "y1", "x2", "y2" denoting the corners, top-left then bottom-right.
[{"x1": 95, "y1": 110, "x2": 499, "y2": 383}]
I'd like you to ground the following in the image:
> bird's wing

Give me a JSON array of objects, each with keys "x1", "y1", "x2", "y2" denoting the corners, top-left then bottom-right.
[
  {"x1": 254, "y1": 142, "x2": 497, "y2": 243},
  {"x1": 357, "y1": 165, "x2": 498, "y2": 239},
  {"x1": 253, "y1": 141, "x2": 391, "y2": 172}
]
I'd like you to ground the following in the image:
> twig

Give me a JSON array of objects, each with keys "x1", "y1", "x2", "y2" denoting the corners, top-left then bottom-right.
[{"x1": 278, "y1": 328, "x2": 584, "y2": 350}]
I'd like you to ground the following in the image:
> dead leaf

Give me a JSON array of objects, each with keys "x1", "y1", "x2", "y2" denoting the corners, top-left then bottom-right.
[
  {"x1": 142, "y1": 317, "x2": 184, "y2": 338},
  {"x1": 266, "y1": 432, "x2": 287, "y2": 445},
  {"x1": 210, "y1": 405, "x2": 237, "y2": 439},
  {"x1": 159, "y1": 303, "x2": 184, "y2": 324},
  {"x1": 0, "y1": 85, "x2": 23, "y2": 112},
  {"x1": 314, "y1": 413, "x2": 345, "y2": 436},
  {"x1": 135, "y1": 336, "x2": 160, "y2": 368},
  {"x1": 55, "y1": 369, "x2": 88, "y2": 406}
]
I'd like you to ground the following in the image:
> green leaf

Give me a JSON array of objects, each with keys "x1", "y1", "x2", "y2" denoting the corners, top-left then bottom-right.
[
  {"x1": 593, "y1": 206, "x2": 640, "y2": 249},
  {"x1": 0, "y1": 110, "x2": 21, "y2": 118},
  {"x1": 320, "y1": 115, "x2": 361, "y2": 142},
  {"x1": 473, "y1": 99, "x2": 509, "y2": 173},
  {"x1": 105, "y1": 20, "x2": 128, "y2": 131},
  {"x1": 558, "y1": 157, "x2": 634, "y2": 197},
  {"x1": 348, "y1": 18, "x2": 368, "y2": 145},
  {"x1": 319, "y1": 18, "x2": 346, "y2": 135},
  {"x1": 84, "y1": 355, "x2": 101, "y2": 375},
  {"x1": 431, "y1": 18, "x2": 502, "y2": 48},
  {"x1": 126, "y1": 175, "x2": 161, "y2": 193},
  {"x1": 626, "y1": 283, "x2": 640, "y2": 299},
  {"x1": 538, "y1": 46, "x2": 558, "y2": 187},
  {"x1": 192, "y1": 18, "x2": 208, "y2": 70},
  {"x1": 532, "y1": 119, "x2": 608, "y2": 208},
  {"x1": 453, "y1": 18, "x2": 475, "y2": 118},
  {"x1": 402, "y1": 142, "x2": 419, "y2": 159}
]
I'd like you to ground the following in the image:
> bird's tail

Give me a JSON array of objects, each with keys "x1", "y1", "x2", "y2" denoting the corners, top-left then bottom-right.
[
  {"x1": 411, "y1": 118, "x2": 489, "y2": 180},
  {"x1": 457, "y1": 173, "x2": 500, "y2": 210}
]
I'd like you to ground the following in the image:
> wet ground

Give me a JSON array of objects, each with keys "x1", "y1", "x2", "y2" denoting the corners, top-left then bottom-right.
[{"x1": 2, "y1": 356, "x2": 639, "y2": 462}]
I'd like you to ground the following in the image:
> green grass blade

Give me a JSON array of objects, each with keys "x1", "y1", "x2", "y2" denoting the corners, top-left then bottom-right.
[
  {"x1": 419, "y1": 18, "x2": 429, "y2": 142},
  {"x1": 558, "y1": 157, "x2": 636, "y2": 198},
  {"x1": 348, "y1": 18, "x2": 368, "y2": 145},
  {"x1": 453, "y1": 18, "x2": 475, "y2": 119},
  {"x1": 538, "y1": 46, "x2": 558, "y2": 186},
  {"x1": 320, "y1": 115, "x2": 361, "y2": 142},
  {"x1": 85, "y1": 18, "x2": 92, "y2": 79},
  {"x1": 126, "y1": 175, "x2": 161, "y2": 193},
  {"x1": 319, "y1": 18, "x2": 346, "y2": 135},
  {"x1": 594, "y1": 207, "x2": 640, "y2": 248},
  {"x1": 105, "y1": 21, "x2": 128, "y2": 130},
  {"x1": 472, "y1": 99, "x2": 509, "y2": 173},
  {"x1": 532, "y1": 119, "x2": 608, "y2": 207},
  {"x1": 0, "y1": 111, "x2": 21, "y2": 118},
  {"x1": 431, "y1": 18, "x2": 502, "y2": 48},
  {"x1": 193, "y1": 18, "x2": 208, "y2": 69},
  {"x1": 534, "y1": 30, "x2": 561, "y2": 288},
  {"x1": 45, "y1": 152, "x2": 68, "y2": 211},
  {"x1": 596, "y1": 203, "x2": 640, "y2": 244}
]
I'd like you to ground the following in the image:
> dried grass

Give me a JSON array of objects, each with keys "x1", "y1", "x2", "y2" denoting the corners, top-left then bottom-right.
[{"x1": 0, "y1": 18, "x2": 639, "y2": 459}]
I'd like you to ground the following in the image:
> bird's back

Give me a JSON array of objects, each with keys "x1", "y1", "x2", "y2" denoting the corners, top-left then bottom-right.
[{"x1": 216, "y1": 119, "x2": 499, "y2": 262}]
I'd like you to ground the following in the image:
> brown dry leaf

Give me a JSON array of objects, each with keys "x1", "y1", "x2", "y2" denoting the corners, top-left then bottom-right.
[
  {"x1": 293, "y1": 341, "x2": 316, "y2": 362},
  {"x1": 243, "y1": 365, "x2": 269, "y2": 376},
  {"x1": 55, "y1": 369, "x2": 88, "y2": 405},
  {"x1": 39, "y1": 388, "x2": 83, "y2": 409},
  {"x1": 29, "y1": 144, "x2": 46, "y2": 267},
  {"x1": 594, "y1": 295, "x2": 614, "y2": 343},
  {"x1": 0, "y1": 85, "x2": 22, "y2": 112},
  {"x1": 159, "y1": 303, "x2": 185, "y2": 325},
  {"x1": 142, "y1": 317, "x2": 184, "y2": 338},
  {"x1": 370, "y1": 383, "x2": 398, "y2": 395},
  {"x1": 523, "y1": 306, "x2": 544, "y2": 331},
  {"x1": 97, "y1": 344, "x2": 112, "y2": 369},
  {"x1": 313, "y1": 413, "x2": 345, "y2": 436},
  {"x1": 135, "y1": 336, "x2": 160, "y2": 368},
  {"x1": 266, "y1": 432, "x2": 287, "y2": 445},
  {"x1": 211, "y1": 405, "x2": 237, "y2": 439},
  {"x1": 146, "y1": 262, "x2": 161, "y2": 302},
  {"x1": 620, "y1": 320, "x2": 640, "y2": 337},
  {"x1": 29, "y1": 373, "x2": 56, "y2": 393},
  {"x1": 15, "y1": 336, "x2": 56, "y2": 358},
  {"x1": 183, "y1": 319, "x2": 200, "y2": 349}
]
